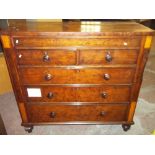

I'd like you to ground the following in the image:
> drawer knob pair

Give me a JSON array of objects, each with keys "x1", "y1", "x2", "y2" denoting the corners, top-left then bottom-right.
[
  {"x1": 105, "y1": 52, "x2": 112, "y2": 62},
  {"x1": 49, "y1": 112, "x2": 56, "y2": 118},
  {"x1": 45, "y1": 74, "x2": 53, "y2": 81},
  {"x1": 43, "y1": 52, "x2": 50, "y2": 62},
  {"x1": 50, "y1": 111, "x2": 106, "y2": 118}
]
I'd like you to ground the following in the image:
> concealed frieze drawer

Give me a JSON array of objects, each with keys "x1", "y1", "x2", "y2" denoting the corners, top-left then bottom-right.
[{"x1": 13, "y1": 38, "x2": 141, "y2": 48}]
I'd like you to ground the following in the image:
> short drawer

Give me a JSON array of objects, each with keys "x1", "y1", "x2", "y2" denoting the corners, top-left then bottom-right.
[
  {"x1": 27, "y1": 104, "x2": 128, "y2": 123},
  {"x1": 79, "y1": 49, "x2": 138, "y2": 65},
  {"x1": 13, "y1": 37, "x2": 141, "y2": 48},
  {"x1": 24, "y1": 85, "x2": 130, "y2": 103},
  {"x1": 19, "y1": 68, "x2": 77, "y2": 84},
  {"x1": 17, "y1": 50, "x2": 76, "y2": 65},
  {"x1": 19, "y1": 68, "x2": 135, "y2": 84}
]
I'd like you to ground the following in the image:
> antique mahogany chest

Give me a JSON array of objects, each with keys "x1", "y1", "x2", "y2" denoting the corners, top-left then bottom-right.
[{"x1": 0, "y1": 21, "x2": 154, "y2": 133}]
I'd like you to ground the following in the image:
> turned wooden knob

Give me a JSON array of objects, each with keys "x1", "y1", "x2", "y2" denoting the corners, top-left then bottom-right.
[
  {"x1": 45, "y1": 73, "x2": 52, "y2": 81},
  {"x1": 47, "y1": 92, "x2": 53, "y2": 99},
  {"x1": 101, "y1": 92, "x2": 107, "y2": 98},
  {"x1": 103, "y1": 73, "x2": 110, "y2": 80},
  {"x1": 49, "y1": 112, "x2": 56, "y2": 118},
  {"x1": 100, "y1": 111, "x2": 106, "y2": 116},
  {"x1": 43, "y1": 52, "x2": 50, "y2": 62},
  {"x1": 105, "y1": 52, "x2": 112, "y2": 62}
]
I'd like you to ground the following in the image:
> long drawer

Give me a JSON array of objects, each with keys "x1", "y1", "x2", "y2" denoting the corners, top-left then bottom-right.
[
  {"x1": 16, "y1": 49, "x2": 138, "y2": 66},
  {"x1": 13, "y1": 37, "x2": 141, "y2": 48},
  {"x1": 24, "y1": 85, "x2": 131, "y2": 103},
  {"x1": 27, "y1": 104, "x2": 128, "y2": 122},
  {"x1": 19, "y1": 67, "x2": 135, "y2": 84}
]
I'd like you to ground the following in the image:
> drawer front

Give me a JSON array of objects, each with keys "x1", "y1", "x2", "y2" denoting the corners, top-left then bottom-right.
[
  {"x1": 24, "y1": 86, "x2": 130, "y2": 102},
  {"x1": 27, "y1": 104, "x2": 128, "y2": 122},
  {"x1": 24, "y1": 86, "x2": 76, "y2": 102},
  {"x1": 79, "y1": 50, "x2": 138, "y2": 65},
  {"x1": 76, "y1": 68, "x2": 135, "y2": 84},
  {"x1": 19, "y1": 68, "x2": 77, "y2": 84},
  {"x1": 19, "y1": 68, "x2": 135, "y2": 84},
  {"x1": 17, "y1": 49, "x2": 138, "y2": 66},
  {"x1": 17, "y1": 50, "x2": 76, "y2": 65},
  {"x1": 76, "y1": 86, "x2": 130, "y2": 102},
  {"x1": 13, "y1": 38, "x2": 141, "y2": 48}
]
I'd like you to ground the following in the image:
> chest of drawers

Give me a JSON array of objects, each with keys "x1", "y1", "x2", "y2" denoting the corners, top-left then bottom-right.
[{"x1": 0, "y1": 21, "x2": 154, "y2": 133}]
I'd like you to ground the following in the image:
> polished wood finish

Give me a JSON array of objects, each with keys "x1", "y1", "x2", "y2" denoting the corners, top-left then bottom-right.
[
  {"x1": 27, "y1": 104, "x2": 128, "y2": 122},
  {"x1": 23, "y1": 85, "x2": 131, "y2": 103},
  {"x1": 17, "y1": 49, "x2": 138, "y2": 66},
  {"x1": 17, "y1": 50, "x2": 77, "y2": 65},
  {"x1": 1, "y1": 21, "x2": 154, "y2": 35},
  {"x1": 19, "y1": 67, "x2": 135, "y2": 84},
  {"x1": 0, "y1": 39, "x2": 29, "y2": 123},
  {"x1": 1, "y1": 35, "x2": 11, "y2": 48},
  {"x1": 76, "y1": 86, "x2": 130, "y2": 103},
  {"x1": 1, "y1": 20, "x2": 154, "y2": 132},
  {"x1": 127, "y1": 101, "x2": 137, "y2": 122},
  {"x1": 144, "y1": 36, "x2": 152, "y2": 48},
  {"x1": 13, "y1": 38, "x2": 141, "y2": 48},
  {"x1": 79, "y1": 50, "x2": 138, "y2": 65}
]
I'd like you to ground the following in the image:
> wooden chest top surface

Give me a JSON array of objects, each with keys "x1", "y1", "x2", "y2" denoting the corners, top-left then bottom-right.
[{"x1": 1, "y1": 20, "x2": 154, "y2": 36}]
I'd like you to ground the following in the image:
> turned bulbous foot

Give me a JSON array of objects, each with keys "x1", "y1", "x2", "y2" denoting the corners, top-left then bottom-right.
[
  {"x1": 24, "y1": 126, "x2": 33, "y2": 133},
  {"x1": 122, "y1": 124, "x2": 131, "y2": 132}
]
